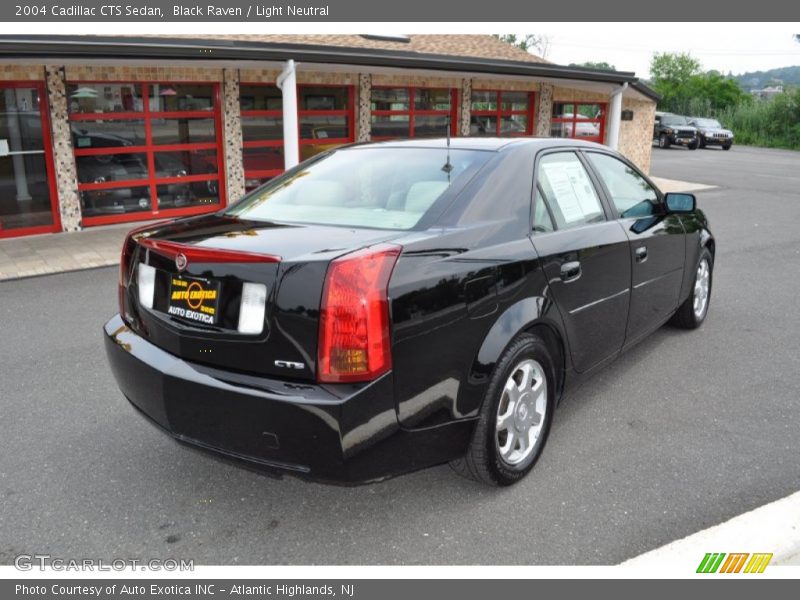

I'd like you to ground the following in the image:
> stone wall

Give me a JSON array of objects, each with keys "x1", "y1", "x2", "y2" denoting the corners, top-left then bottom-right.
[
  {"x1": 222, "y1": 68, "x2": 245, "y2": 203},
  {"x1": 619, "y1": 97, "x2": 656, "y2": 174},
  {"x1": 44, "y1": 65, "x2": 81, "y2": 232}
]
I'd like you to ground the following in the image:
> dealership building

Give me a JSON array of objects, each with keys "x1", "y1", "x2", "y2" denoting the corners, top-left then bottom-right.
[{"x1": 0, "y1": 34, "x2": 658, "y2": 238}]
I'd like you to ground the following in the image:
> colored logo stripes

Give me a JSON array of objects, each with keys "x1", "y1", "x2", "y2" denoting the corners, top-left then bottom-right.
[{"x1": 696, "y1": 553, "x2": 773, "y2": 573}]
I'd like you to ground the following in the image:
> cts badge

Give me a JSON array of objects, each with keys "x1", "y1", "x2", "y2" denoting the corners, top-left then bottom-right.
[
  {"x1": 275, "y1": 360, "x2": 305, "y2": 370},
  {"x1": 175, "y1": 253, "x2": 188, "y2": 272}
]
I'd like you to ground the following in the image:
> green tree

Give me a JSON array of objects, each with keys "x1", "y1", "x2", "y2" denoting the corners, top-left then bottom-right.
[
  {"x1": 650, "y1": 52, "x2": 701, "y2": 85},
  {"x1": 570, "y1": 61, "x2": 616, "y2": 71},
  {"x1": 649, "y1": 52, "x2": 748, "y2": 114},
  {"x1": 685, "y1": 72, "x2": 750, "y2": 111}
]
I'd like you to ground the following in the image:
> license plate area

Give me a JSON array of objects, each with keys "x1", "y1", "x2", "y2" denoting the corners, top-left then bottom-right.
[{"x1": 166, "y1": 274, "x2": 221, "y2": 326}]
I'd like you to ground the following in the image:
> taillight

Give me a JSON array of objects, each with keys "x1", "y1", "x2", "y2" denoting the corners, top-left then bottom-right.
[
  {"x1": 118, "y1": 221, "x2": 167, "y2": 319},
  {"x1": 317, "y1": 244, "x2": 401, "y2": 383}
]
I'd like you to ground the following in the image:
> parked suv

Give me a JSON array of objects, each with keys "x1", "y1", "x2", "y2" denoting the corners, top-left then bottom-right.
[
  {"x1": 654, "y1": 112, "x2": 698, "y2": 150},
  {"x1": 688, "y1": 117, "x2": 734, "y2": 150}
]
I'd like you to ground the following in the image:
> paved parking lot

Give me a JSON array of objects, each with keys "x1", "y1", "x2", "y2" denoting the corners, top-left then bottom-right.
[{"x1": 1, "y1": 145, "x2": 799, "y2": 565}]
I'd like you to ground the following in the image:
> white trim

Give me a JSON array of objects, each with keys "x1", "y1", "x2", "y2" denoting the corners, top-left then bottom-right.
[{"x1": 276, "y1": 59, "x2": 299, "y2": 170}]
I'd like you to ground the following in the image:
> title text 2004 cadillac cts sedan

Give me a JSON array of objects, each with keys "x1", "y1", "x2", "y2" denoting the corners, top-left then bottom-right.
[{"x1": 104, "y1": 138, "x2": 715, "y2": 486}]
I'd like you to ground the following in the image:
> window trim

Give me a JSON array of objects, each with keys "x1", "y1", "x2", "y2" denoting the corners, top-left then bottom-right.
[
  {"x1": 240, "y1": 82, "x2": 356, "y2": 183},
  {"x1": 470, "y1": 89, "x2": 536, "y2": 137},
  {"x1": 370, "y1": 85, "x2": 458, "y2": 140},
  {"x1": 67, "y1": 79, "x2": 226, "y2": 227}
]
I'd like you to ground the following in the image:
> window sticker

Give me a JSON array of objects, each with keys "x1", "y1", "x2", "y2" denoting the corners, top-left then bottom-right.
[{"x1": 541, "y1": 160, "x2": 601, "y2": 224}]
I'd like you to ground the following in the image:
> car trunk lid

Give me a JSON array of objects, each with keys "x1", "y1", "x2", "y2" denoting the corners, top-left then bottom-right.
[{"x1": 121, "y1": 214, "x2": 403, "y2": 380}]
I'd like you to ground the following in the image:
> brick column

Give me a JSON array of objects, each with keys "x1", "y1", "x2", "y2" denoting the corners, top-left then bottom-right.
[
  {"x1": 356, "y1": 73, "x2": 371, "y2": 142},
  {"x1": 535, "y1": 83, "x2": 554, "y2": 137},
  {"x1": 45, "y1": 65, "x2": 81, "y2": 232},
  {"x1": 222, "y1": 68, "x2": 245, "y2": 202},
  {"x1": 460, "y1": 78, "x2": 472, "y2": 136}
]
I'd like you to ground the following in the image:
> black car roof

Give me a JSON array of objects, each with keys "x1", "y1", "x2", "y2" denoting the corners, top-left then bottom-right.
[{"x1": 347, "y1": 137, "x2": 609, "y2": 153}]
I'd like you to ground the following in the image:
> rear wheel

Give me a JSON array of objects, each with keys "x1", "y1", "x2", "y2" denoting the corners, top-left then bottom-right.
[
  {"x1": 450, "y1": 333, "x2": 555, "y2": 486},
  {"x1": 670, "y1": 248, "x2": 713, "y2": 329},
  {"x1": 658, "y1": 134, "x2": 671, "y2": 149}
]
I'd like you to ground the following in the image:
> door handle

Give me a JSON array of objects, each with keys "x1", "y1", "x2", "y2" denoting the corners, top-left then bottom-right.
[
  {"x1": 560, "y1": 261, "x2": 581, "y2": 283},
  {"x1": 635, "y1": 246, "x2": 648, "y2": 263}
]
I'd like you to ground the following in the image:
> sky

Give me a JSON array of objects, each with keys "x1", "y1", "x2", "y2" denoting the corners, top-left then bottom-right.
[{"x1": 526, "y1": 23, "x2": 800, "y2": 78}]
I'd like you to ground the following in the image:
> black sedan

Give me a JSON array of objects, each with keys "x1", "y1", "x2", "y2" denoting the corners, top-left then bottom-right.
[{"x1": 104, "y1": 138, "x2": 715, "y2": 486}]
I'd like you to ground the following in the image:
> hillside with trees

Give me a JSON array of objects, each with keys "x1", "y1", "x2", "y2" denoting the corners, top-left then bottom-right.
[{"x1": 733, "y1": 66, "x2": 800, "y2": 91}]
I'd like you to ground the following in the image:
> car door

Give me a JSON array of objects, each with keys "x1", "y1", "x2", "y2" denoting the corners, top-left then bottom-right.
[
  {"x1": 583, "y1": 151, "x2": 686, "y2": 344},
  {"x1": 530, "y1": 150, "x2": 632, "y2": 373}
]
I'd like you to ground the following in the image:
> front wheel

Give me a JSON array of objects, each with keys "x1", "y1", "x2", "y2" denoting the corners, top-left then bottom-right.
[
  {"x1": 723, "y1": 143, "x2": 732, "y2": 151},
  {"x1": 450, "y1": 333, "x2": 555, "y2": 486},
  {"x1": 688, "y1": 140, "x2": 699, "y2": 150},
  {"x1": 658, "y1": 134, "x2": 671, "y2": 149},
  {"x1": 670, "y1": 248, "x2": 713, "y2": 329}
]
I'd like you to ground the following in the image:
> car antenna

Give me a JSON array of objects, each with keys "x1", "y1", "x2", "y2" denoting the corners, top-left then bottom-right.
[{"x1": 442, "y1": 115, "x2": 453, "y2": 178}]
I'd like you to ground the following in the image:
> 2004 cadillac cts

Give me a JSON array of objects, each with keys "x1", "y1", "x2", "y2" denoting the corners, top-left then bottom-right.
[{"x1": 104, "y1": 138, "x2": 714, "y2": 486}]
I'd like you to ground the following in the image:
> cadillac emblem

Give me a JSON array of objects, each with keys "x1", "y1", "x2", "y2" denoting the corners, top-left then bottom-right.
[{"x1": 175, "y1": 253, "x2": 188, "y2": 272}]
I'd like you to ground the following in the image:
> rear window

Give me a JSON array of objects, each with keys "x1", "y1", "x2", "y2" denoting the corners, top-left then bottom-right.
[{"x1": 225, "y1": 147, "x2": 491, "y2": 230}]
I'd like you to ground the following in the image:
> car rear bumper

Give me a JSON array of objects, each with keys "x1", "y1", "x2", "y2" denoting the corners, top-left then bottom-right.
[{"x1": 103, "y1": 314, "x2": 473, "y2": 483}]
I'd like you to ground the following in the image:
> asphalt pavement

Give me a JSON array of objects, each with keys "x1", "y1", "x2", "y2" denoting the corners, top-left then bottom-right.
[{"x1": 1, "y1": 145, "x2": 799, "y2": 565}]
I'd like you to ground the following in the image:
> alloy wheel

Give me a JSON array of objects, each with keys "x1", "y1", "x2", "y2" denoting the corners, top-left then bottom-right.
[
  {"x1": 496, "y1": 359, "x2": 547, "y2": 466},
  {"x1": 693, "y1": 258, "x2": 711, "y2": 319}
]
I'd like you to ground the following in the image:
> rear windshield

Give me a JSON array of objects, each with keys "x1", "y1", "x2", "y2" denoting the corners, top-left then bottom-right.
[{"x1": 226, "y1": 147, "x2": 491, "y2": 230}]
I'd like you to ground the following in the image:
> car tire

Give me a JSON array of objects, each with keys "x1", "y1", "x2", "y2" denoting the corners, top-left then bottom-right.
[
  {"x1": 688, "y1": 140, "x2": 699, "y2": 150},
  {"x1": 658, "y1": 134, "x2": 671, "y2": 149},
  {"x1": 670, "y1": 247, "x2": 713, "y2": 329},
  {"x1": 723, "y1": 144, "x2": 732, "y2": 151},
  {"x1": 699, "y1": 137, "x2": 706, "y2": 149},
  {"x1": 450, "y1": 333, "x2": 555, "y2": 486}
]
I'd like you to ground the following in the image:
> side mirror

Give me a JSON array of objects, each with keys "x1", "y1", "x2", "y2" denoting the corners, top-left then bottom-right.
[{"x1": 664, "y1": 192, "x2": 696, "y2": 213}]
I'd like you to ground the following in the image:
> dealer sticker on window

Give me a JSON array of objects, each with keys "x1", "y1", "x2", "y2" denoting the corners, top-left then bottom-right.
[{"x1": 167, "y1": 275, "x2": 221, "y2": 325}]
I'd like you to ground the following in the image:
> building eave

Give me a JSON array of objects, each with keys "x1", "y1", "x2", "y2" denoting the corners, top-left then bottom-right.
[{"x1": 0, "y1": 35, "x2": 658, "y2": 99}]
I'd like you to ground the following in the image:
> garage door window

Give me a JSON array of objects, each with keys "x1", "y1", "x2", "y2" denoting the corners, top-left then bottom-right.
[
  {"x1": 68, "y1": 81, "x2": 224, "y2": 225},
  {"x1": 371, "y1": 87, "x2": 458, "y2": 140},
  {"x1": 551, "y1": 102, "x2": 606, "y2": 143},
  {"x1": 470, "y1": 90, "x2": 535, "y2": 136},
  {"x1": 240, "y1": 84, "x2": 355, "y2": 190}
]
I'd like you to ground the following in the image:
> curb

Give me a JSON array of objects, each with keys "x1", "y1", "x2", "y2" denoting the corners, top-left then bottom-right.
[{"x1": 622, "y1": 490, "x2": 800, "y2": 568}]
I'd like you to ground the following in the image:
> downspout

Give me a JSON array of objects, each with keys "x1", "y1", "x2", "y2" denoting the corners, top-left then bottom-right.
[
  {"x1": 606, "y1": 82, "x2": 628, "y2": 151},
  {"x1": 277, "y1": 59, "x2": 299, "y2": 170}
]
